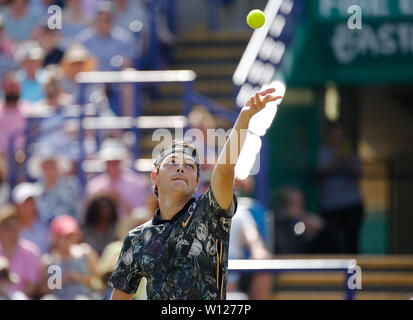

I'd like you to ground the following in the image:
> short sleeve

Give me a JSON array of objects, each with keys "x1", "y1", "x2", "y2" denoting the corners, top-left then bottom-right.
[
  {"x1": 108, "y1": 233, "x2": 142, "y2": 295},
  {"x1": 205, "y1": 187, "x2": 237, "y2": 219},
  {"x1": 199, "y1": 187, "x2": 237, "y2": 239}
]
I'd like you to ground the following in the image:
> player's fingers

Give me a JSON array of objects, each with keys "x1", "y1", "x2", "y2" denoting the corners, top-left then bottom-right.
[
  {"x1": 255, "y1": 93, "x2": 262, "y2": 107},
  {"x1": 262, "y1": 95, "x2": 272, "y2": 105},
  {"x1": 259, "y1": 88, "x2": 276, "y2": 96},
  {"x1": 270, "y1": 95, "x2": 283, "y2": 101},
  {"x1": 246, "y1": 96, "x2": 255, "y2": 107}
]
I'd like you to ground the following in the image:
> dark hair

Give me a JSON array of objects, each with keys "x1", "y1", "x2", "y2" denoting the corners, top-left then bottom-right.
[
  {"x1": 153, "y1": 140, "x2": 200, "y2": 197},
  {"x1": 83, "y1": 196, "x2": 118, "y2": 227}
]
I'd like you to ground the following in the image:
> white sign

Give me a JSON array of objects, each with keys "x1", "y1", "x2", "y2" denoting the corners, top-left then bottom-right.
[
  {"x1": 331, "y1": 23, "x2": 413, "y2": 64},
  {"x1": 320, "y1": 0, "x2": 413, "y2": 18}
]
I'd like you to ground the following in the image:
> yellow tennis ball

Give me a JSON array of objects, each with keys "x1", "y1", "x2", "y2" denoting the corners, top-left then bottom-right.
[{"x1": 247, "y1": 9, "x2": 266, "y2": 29}]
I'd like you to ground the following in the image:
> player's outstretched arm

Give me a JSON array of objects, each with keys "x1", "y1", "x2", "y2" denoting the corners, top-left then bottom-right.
[
  {"x1": 210, "y1": 88, "x2": 282, "y2": 212},
  {"x1": 110, "y1": 288, "x2": 135, "y2": 300}
]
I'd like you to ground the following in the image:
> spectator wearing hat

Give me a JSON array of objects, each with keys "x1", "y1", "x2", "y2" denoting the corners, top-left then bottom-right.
[
  {"x1": 60, "y1": 43, "x2": 97, "y2": 101},
  {"x1": 0, "y1": 204, "x2": 42, "y2": 299},
  {"x1": 39, "y1": 214, "x2": 101, "y2": 300},
  {"x1": 0, "y1": 256, "x2": 28, "y2": 300},
  {"x1": 12, "y1": 182, "x2": 50, "y2": 254},
  {"x1": 59, "y1": 42, "x2": 111, "y2": 116},
  {"x1": 28, "y1": 148, "x2": 82, "y2": 225},
  {"x1": 86, "y1": 138, "x2": 150, "y2": 220},
  {"x1": 0, "y1": 71, "x2": 26, "y2": 156},
  {"x1": 0, "y1": 0, "x2": 42, "y2": 43},
  {"x1": 15, "y1": 40, "x2": 47, "y2": 105}
]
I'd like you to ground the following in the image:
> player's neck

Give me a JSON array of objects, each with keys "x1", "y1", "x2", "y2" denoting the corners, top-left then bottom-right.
[{"x1": 157, "y1": 193, "x2": 192, "y2": 221}]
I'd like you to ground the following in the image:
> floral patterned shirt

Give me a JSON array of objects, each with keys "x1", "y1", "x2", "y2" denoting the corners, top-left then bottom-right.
[{"x1": 108, "y1": 187, "x2": 237, "y2": 300}]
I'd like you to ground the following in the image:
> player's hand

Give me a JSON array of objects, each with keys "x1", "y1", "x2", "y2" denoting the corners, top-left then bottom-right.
[{"x1": 243, "y1": 88, "x2": 283, "y2": 119}]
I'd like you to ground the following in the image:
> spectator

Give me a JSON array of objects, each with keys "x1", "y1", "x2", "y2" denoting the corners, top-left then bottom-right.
[
  {"x1": 113, "y1": 0, "x2": 149, "y2": 66},
  {"x1": 0, "y1": 14, "x2": 17, "y2": 86},
  {"x1": 34, "y1": 23, "x2": 64, "y2": 67},
  {"x1": 0, "y1": 204, "x2": 42, "y2": 298},
  {"x1": 82, "y1": 196, "x2": 118, "y2": 256},
  {"x1": 76, "y1": 1, "x2": 139, "y2": 71},
  {"x1": 317, "y1": 122, "x2": 364, "y2": 254},
  {"x1": 0, "y1": 71, "x2": 26, "y2": 155},
  {"x1": 0, "y1": 256, "x2": 28, "y2": 300},
  {"x1": 98, "y1": 206, "x2": 152, "y2": 300},
  {"x1": 227, "y1": 177, "x2": 273, "y2": 300},
  {"x1": 113, "y1": 0, "x2": 149, "y2": 36},
  {"x1": 86, "y1": 138, "x2": 150, "y2": 220},
  {"x1": 274, "y1": 187, "x2": 325, "y2": 254},
  {"x1": 40, "y1": 215, "x2": 101, "y2": 300},
  {"x1": 15, "y1": 40, "x2": 47, "y2": 105},
  {"x1": 32, "y1": 67, "x2": 79, "y2": 159},
  {"x1": 61, "y1": 0, "x2": 91, "y2": 44},
  {"x1": 235, "y1": 176, "x2": 274, "y2": 250},
  {"x1": 0, "y1": 0, "x2": 42, "y2": 43},
  {"x1": 12, "y1": 182, "x2": 50, "y2": 254},
  {"x1": 27, "y1": 149, "x2": 82, "y2": 224},
  {"x1": 60, "y1": 43, "x2": 97, "y2": 101},
  {"x1": 75, "y1": 1, "x2": 139, "y2": 116}
]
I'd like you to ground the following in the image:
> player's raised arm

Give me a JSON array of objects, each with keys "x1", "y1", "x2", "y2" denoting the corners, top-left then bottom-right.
[{"x1": 210, "y1": 88, "x2": 282, "y2": 212}]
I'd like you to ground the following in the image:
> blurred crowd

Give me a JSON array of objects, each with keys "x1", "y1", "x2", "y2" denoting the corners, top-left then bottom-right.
[
  {"x1": 0, "y1": 0, "x2": 169, "y2": 301},
  {"x1": 0, "y1": 0, "x2": 365, "y2": 301}
]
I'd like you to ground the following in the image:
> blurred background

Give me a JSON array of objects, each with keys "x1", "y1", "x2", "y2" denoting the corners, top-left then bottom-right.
[{"x1": 0, "y1": 0, "x2": 413, "y2": 301}]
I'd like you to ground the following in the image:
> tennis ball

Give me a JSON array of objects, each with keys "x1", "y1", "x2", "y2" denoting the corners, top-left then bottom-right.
[{"x1": 247, "y1": 9, "x2": 266, "y2": 29}]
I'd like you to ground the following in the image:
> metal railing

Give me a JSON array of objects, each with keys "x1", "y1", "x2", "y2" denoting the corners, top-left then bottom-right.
[
  {"x1": 6, "y1": 69, "x2": 238, "y2": 192},
  {"x1": 229, "y1": 258, "x2": 358, "y2": 300},
  {"x1": 76, "y1": 69, "x2": 238, "y2": 185}
]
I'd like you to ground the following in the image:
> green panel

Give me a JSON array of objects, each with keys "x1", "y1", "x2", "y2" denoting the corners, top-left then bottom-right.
[
  {"x1": 359, "y1": 211, "x2": 390, "y2": 254},
  {"x1": 314, "y1": 0, "x2": 413, "y2": 21},
  {"x1": 281, "y1": 0, "x2": 413, "y2": 86},
  {"x1": 267, "y1": 100, "x2": 321, "y2": 212}
]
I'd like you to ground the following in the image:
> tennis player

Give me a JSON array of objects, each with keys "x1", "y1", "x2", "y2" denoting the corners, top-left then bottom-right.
[{"x1": 109, "y1": 88, "x2": 282, "y2": 300}]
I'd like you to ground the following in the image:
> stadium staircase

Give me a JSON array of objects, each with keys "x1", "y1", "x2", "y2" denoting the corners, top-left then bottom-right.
[
  {"x1": 137, "y1": 31, "x2": 251, "y2": 159},
  {"x1": 270, "y1": 255, "x2": 413, "y2": 300}
]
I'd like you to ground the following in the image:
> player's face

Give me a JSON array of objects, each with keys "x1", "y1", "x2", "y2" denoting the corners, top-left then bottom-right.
[{"x1": 155, "y1": 153, "x2": 199, "y2": 197}]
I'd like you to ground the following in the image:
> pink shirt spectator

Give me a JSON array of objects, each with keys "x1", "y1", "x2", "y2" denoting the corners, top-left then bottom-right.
[
  {"x1": 0, "y1": 238, "x2": 42, "y2": 293},
  {"x1": 0, "y1": 104, "x2": 26, "y2": 154},
  {"x1": 86, "y1": 170, "x2": 149, "y2": 220}
]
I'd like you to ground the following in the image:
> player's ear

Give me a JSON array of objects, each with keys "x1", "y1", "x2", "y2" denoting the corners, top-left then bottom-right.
[{"x1": 151, "y1": 170, "x2": 158, "y2": 184}]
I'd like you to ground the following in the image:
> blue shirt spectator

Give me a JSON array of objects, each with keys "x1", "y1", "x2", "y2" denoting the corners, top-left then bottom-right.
[
  {"x1": 0, "y1": 1, "x2": 42, "y2": 43},
  {"x1": 15, "y1": 41, "x2": 46, "y2": 104},
  {"x1": 16, "y1": 69, "x2": 46, "y2": 103},
  {"x1": 75, "y1": 2, "x2": 139, "y2": 71}
]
